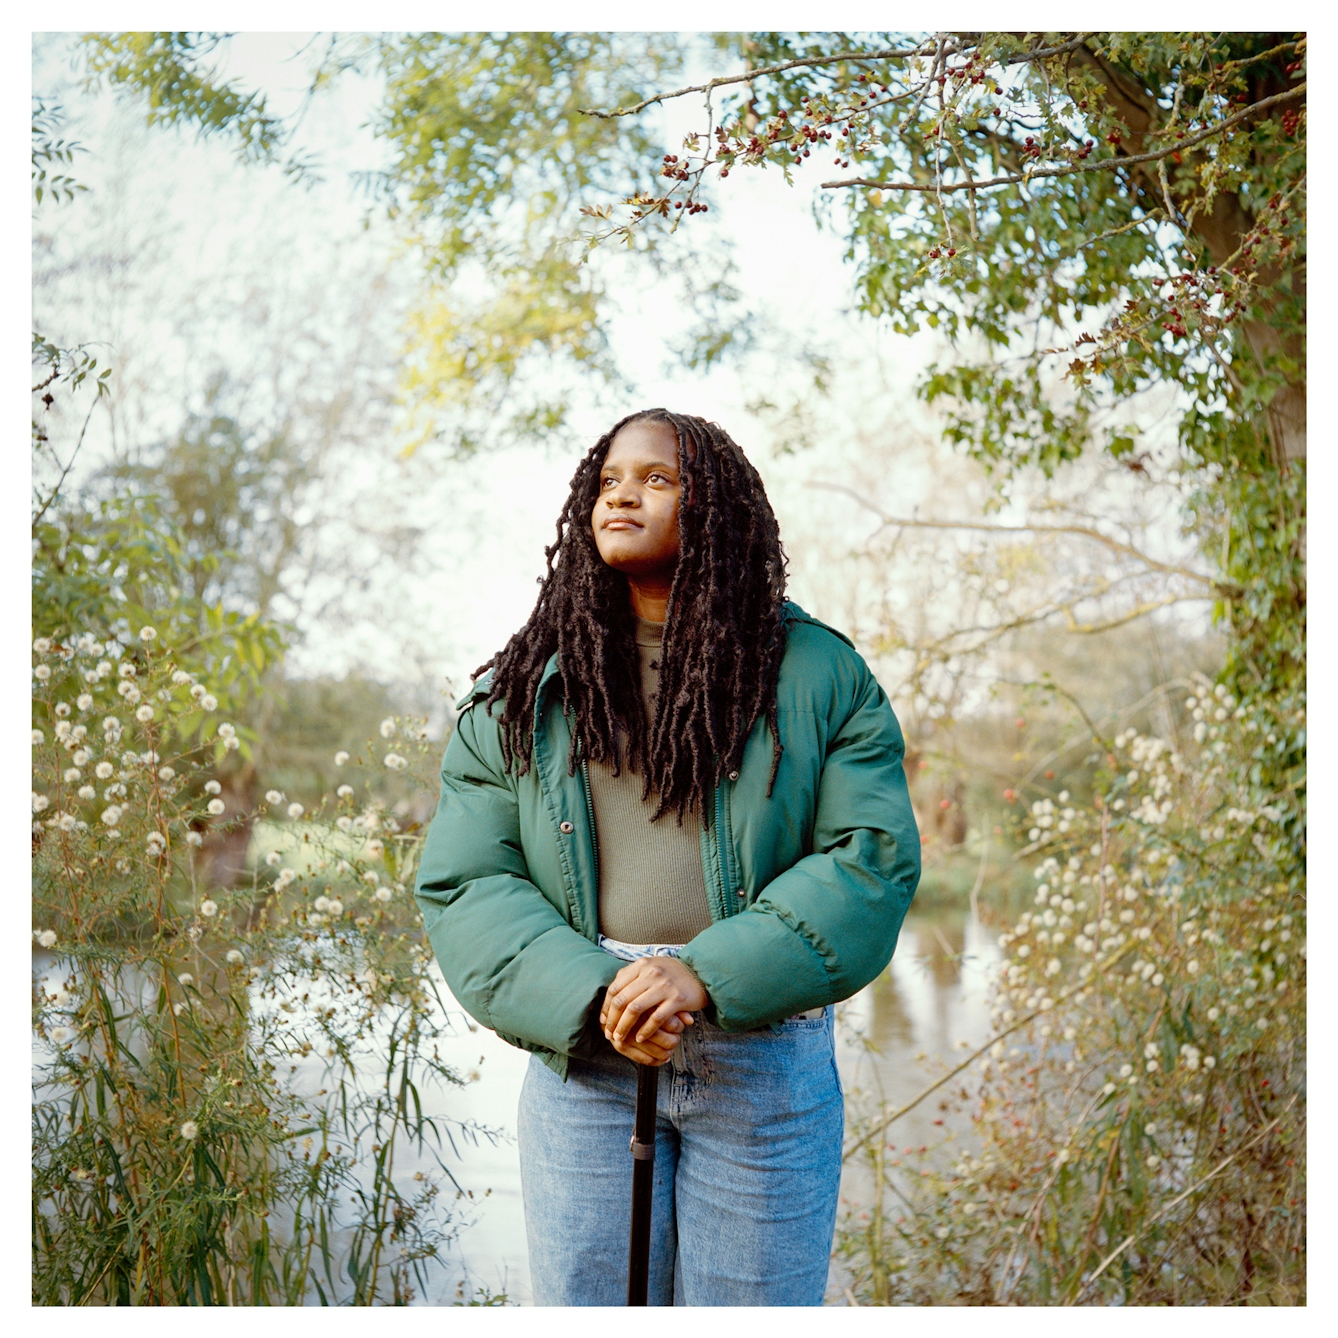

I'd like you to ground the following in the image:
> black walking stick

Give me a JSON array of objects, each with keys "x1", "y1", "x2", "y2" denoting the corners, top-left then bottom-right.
[{"x1": 626, "y1": 1060, "x2": 659, "y2": 1305}]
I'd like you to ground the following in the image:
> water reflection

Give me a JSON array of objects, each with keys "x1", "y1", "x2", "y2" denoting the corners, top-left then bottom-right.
[{"x1": 32, "y1": 902, "x2": 1000, "y2": 1305}]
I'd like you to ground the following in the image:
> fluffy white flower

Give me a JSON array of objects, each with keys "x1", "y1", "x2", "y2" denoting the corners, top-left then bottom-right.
[
  {"x1": 55, "y1": 702, "x2": 71, "y2": 719},
  {"x1": 32, "y1": 793, "x2": 49, "y2": 813},
  {"x1": 76, "y1": 693, "x2": 93, "y2": 712},
  {"x1": 33, "y1": 637, "x2": 52, "y2": 654},
  {"x1": 172, "y1": 670, "x2": 193, "y2": 685},
  {"x1": 362, "y1": 869, "x2": 380, "y2": 885},
  {"x1": 217, "y1": 722, "x2": 236, "y2": 739},
  {"x1": 199, "y1": 900, "x2": 218, "y2": 918},
  {"x1": 77, "y1": 785, "x2": 95, "y2": 800},
  {"x1": 314, "y1": 895, "x2": 331, "y2": 912},
  {"x1": 336, "y1": 783, "x2": 353, "y2": 798},
  {"x1": 146, "y1": 832, "x2": 167, "y2": 854},
  {"x1": 384, "y1": 753, "x2": 407, "y2": 771},
  {"x1": 287, "y1": 802, "x2": 304, "y2": 820},
  {"x1": 102, "y1": 716, "x2": 121, "y2": 733},
  {"x1": 158, "y1": 766, "x2": 175, "y2": 781},
  {"x1": 55, "y1": 721, "x2": 72, "y2": 741},
  {"x1": 265, "y1": 850, "x2": 282, "y2": 867},
  {"x1": 101, "y1": 805, "x2": 123, "y2": 826},
  {"x1": 180, "y1": 1120, "x2": 199, "y2": 1140},
  {"x1": 37, "y1": 929, "x2": 58, "y2": 948},
  {"x1": 1046, "y1": 958, "x2": 1061, "y2": 976},
  {"x1": 374, "y1": 886, "x2": 393, "y2": 903},
  {"x1": 135, "y1": 704, "x2": 154, "y2": 723},
  {"x1": 63, "y1": 767, "x2": 81, "y2": 784},
  {"x1": 327, "y1": 899, "x2": 344, "y2": 917},
  {"x1": 365, "y1": 838, "x2": 384, "y2": 859},
  {"x1": 34, "y1": 664, "x2": 51, "y2": 682},
  {"x1": 274, "y1": 868, "x2": 297, "y2": 890},
  {"x1": 190, "y1": 683, "x2": 206, "y2": 700},
  {"x1": 265, "y1": 790, "x2": 283, "y2": 805},
  {"x1": 48, "y1": 1026, "x2": 74, "y2": 1046},
  {"x1": 380, "y1": 718, "x2": 397, "y2": 738},
  {"x1": 32, "y1": 729, "x2": 45, "y2": 746},
  {"x1": 177, "y1": 972, "x2": 193, "y2": 986},
  {"x1": 334, "y1": 750, "x2": 350, "y2": 766},
  {"x1": 200, "y1": 694, "x2": 218, "y2": 712},
  {"x1": 336, "y1": 816, "x2": 353, "y2": 832},
  {"x1": 204, "y1": 780, "x2": 222, "y2": 795},
  {"x1": 72, "y1": 748, "x2": 89, "y2": 767},
  {"x1": 186, "y1": 831, "x2": 203, "y2": 847},
  {"x1": 225, "y1": 949, "x2": 244, "y2": 964},
  {"x1": 139, "y1": 626, "x2": 157, "y2": 642},
  {"x1": 206, "y1": 798, "x2": 226, "y2": 816},
  {"x1": 223, "y1": 735, "x2": 239, "y2": 751}
]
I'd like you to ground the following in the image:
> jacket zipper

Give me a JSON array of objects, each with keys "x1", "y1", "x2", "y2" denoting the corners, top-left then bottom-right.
[
  {"x1": 580, "y1": 757, "x2": 600, "y2": 890},
  {"x1": 714, "y1": 780, "x2": 735, "y2": 918}
]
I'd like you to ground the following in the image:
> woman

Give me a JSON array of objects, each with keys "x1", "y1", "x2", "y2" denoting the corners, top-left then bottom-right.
[{"x1": 415, "y1": 409, "x2": 920, "y2": 1305}]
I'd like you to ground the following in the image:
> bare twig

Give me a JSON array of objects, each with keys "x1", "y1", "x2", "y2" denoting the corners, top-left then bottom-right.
[
  {"x1": 843, "y1": 940, "x2": 1136, "y2": 1163},
  {"x1": 32, "y1": 397, "x2": 100, "y2": 527},
  {"x1": 810, "y1": 482, "x2": 1226, "y2": 591}
]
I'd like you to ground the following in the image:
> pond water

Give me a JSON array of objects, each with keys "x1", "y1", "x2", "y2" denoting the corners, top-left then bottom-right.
[
  {"x1": 32, "y1": 898, "x2": 1002, "y2": 1306},
  {"x1": 423, "y1": 900, "x2": 1002, "y2": 1305}
]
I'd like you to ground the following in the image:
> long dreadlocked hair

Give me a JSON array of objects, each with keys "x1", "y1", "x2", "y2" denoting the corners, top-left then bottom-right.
[{"x1": 473, "y1": 409, "x2": 789, "y2": 825}]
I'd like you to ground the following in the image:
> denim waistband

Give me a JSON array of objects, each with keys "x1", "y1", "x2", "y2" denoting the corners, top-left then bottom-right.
[{"x1": 597, "y1": 934, "x2": 684, "y2": 962}]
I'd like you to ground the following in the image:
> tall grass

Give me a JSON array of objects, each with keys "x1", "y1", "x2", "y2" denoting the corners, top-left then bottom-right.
[{"x1": 31, "y1": 627, "x2": 494, "y2": 1305}]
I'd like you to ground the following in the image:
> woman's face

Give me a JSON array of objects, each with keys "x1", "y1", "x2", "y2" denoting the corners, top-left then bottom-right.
[{"x1": 590, "y1": 420, "x2": 683, "y2": 582}]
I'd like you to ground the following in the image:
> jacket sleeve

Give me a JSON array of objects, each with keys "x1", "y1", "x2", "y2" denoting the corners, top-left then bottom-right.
[
  {"x1": 413, "y1": 704, "x2": 620, "y2": 1058},
  {"x1": 679, "y1": 667, "x2": 920, "y2": 1031}
]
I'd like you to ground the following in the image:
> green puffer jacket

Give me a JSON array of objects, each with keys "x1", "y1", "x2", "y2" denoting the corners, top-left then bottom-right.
[{"x1": 414, "y1": 603, "x2": 920, "y2": 1078}]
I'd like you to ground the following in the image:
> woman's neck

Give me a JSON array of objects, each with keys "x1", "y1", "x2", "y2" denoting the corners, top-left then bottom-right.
[{"x1": 626, "y1": 577, "x2": 671, "y2": 624}]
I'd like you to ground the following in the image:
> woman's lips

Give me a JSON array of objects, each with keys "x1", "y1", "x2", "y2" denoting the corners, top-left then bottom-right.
[{"x1": 603, "y1": 517, "x2": 642, "y2": 530}]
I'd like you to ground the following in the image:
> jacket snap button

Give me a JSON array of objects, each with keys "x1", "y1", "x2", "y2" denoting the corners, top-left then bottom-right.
[
  {"x1": 559, "y1": 821, "x2": 574, "y2": 834},
  {"x1": 736, "y1": 889, "x2": 746, "y2": 897},
  {"x1": 728, "y1": 770, "x2": 740, "y2": 781}
]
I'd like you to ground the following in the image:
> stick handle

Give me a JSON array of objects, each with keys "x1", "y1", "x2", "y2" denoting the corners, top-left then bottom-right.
[{"x1": 626, "y1": 1062, "x2": 660, "y2": 1306}]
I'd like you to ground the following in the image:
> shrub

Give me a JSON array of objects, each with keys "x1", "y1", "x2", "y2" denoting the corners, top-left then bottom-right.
[
  {"x1": 31, "y1": 627, "x2": 486, "y2": 1305},
  {"x1": 837, "y1": 676, "x2": 1305, "y2": 1305}
]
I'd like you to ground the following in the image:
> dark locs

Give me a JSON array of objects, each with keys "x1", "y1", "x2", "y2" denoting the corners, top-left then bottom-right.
[{"x1": 473, "y1": 409, "x2": 789, "y2": 824}]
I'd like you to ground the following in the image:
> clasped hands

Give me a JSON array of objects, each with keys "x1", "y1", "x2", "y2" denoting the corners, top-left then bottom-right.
[{"x1": 600, "y1": 956, "x2": 708, "y2": 1066}]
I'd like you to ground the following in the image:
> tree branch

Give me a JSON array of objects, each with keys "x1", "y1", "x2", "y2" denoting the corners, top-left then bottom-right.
[
  {"x1": 820, "y1": 84, "x2": 1305, "y2": 193},
  {"x1": 579, "y1": 33, "x2": 1096, "y2": 120},
  {"x1": 810, "y1": 482, "x2": 1229, "y2": 592}
]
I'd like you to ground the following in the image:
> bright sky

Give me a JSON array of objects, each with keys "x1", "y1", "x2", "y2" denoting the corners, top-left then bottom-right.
[{"x1": 31, "y1": 31, "x2": 1209, "y2": 715}]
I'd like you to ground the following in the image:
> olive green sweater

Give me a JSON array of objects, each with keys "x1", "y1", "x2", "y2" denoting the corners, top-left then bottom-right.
[{"x1": 587, "y1": 617, "x2": 713, "y2": 944}]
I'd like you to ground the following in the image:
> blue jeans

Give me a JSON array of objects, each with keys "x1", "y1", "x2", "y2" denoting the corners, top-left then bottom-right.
[{"x1": 517, "y1": 1003, "x2": 844, "y2": 1305}]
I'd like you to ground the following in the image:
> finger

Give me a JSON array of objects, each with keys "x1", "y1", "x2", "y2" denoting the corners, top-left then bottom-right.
[
  {"x1": 612, "y1": 985, "x2": 664, "y2": 1044},
  {"x1": 611, "y1": 1032, "x2": 671, "y2": 1065},
  {"x1": 635, "y1": 996, "x2": 686, "y2": 1043},
  {"x1": 677, "y1": 1011, "x2": 695, "y2": 1026}
]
